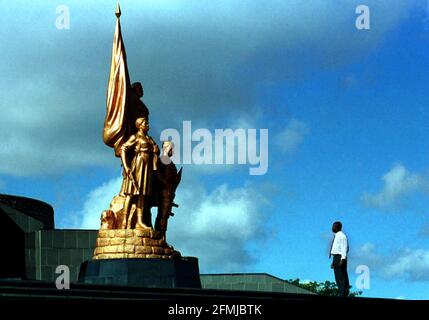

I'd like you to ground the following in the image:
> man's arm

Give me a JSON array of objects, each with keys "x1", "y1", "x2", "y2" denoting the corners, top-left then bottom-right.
[{"x1": 339, "y1": 235, "x2": 348, "y2": 264}]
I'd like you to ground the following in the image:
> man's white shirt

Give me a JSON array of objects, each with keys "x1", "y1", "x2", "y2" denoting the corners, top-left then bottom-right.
[{"x1": 330, "y1": 231, "x2": 348, "y2": 260}]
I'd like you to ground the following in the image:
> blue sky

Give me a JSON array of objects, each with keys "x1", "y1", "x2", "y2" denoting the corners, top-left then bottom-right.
[{"x1": 1, "y1": 0, "x2": 429, "y2": 299}]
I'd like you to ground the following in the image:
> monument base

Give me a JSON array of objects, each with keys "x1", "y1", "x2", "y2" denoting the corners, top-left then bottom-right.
[
  {"x1": 92, "y1": 228, "x2": 181, "y2": 260},
  {"x1": 78, "y1": 257, "x2": 201, "y2": 289}
]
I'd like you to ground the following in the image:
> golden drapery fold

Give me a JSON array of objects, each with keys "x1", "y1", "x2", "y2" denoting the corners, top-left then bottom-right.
[{"x1": 103, "y1": 7, "x2": 131, "y2": 157}]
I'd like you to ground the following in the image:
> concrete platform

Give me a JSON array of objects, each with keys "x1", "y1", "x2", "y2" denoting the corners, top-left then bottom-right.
[{"x1": 78, "y1": 257, "x2": 201, "y2": 288}]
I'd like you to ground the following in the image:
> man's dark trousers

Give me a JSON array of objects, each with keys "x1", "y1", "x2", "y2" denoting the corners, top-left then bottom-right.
[{"x1": 332, "y1": 254, "x2": 350, "y2": 296}]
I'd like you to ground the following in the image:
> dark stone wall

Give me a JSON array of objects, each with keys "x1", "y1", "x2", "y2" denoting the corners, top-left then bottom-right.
[
  {"x1": 35, "y1": 230, "x2": 98, "y2": 282},
  {"x1": 0, "y1": 194, "x2": 98, "y2": 283},
  {"x1": 0, "y1": 209, "x2": 25, "y2": 278},
  {"x1": 0, "y1": 194, "x2": 54, "y2": 229},
  {"x1": 0, "y1": 203, "x2": 44, "y2": 233},
  {"x1": 24, "y1": 232, "x2": 37, "y2": 280}
]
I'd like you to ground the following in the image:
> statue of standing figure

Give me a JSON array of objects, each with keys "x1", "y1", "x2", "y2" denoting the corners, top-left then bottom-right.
[
  {"x1": 120, "y1": 117, "x2": 159, "y2": 230},
  {"x1": 155, "y1": 141, "x2": 182, "y2": 242}
]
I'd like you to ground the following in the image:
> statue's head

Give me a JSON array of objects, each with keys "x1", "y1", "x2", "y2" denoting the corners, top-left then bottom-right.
[
  {"x1": 135, "y1": 117, "x2": 149, "y2": 132},
  {"x1": 162, "y1": 141, "x2": 174, "y2": 157},
  {"x1": 132, "y1": 82, "x2": 143, "y2": 98}
]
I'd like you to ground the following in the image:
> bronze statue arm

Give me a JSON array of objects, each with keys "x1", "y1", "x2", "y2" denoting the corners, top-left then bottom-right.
[
  {"x1": 151, "y1": 138, "x2": 160, "y2": 155},
  {"x1": 120, "y1": 134, "x2": 137, "y2": 173}
]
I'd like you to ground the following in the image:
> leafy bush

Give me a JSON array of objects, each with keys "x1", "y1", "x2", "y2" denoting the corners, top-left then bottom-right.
[{"x1": 286, "y1": 279, "x2": 362, "y2": 297}]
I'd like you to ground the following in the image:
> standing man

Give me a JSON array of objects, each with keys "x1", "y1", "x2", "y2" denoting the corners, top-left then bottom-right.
[{"x1": 330, "y1": 221, "x2": 350, "y2": 296}]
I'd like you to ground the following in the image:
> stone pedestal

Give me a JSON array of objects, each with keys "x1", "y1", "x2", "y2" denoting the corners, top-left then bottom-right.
[
  {"x1": 81, "y1": 228, "x2": 200, "y2": 288},
  {"x1": 78, "y1": 257, "x2": 201, "y2": 288},
  {"x1": 93, "y1": 228, "x2": 181, "y2": 260}
]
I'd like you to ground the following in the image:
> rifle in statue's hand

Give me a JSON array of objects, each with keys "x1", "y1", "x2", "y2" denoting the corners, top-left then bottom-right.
[{"x1": 125, "y1": 169, "x2": 138, "y2": 190}]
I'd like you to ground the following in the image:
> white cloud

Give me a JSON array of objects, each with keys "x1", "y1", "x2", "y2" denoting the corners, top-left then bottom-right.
[
  {"x1": 73, "y1": 175, "x2": 272, "y2": 272},
  {"x1": 171, "y1": 182, "x2": 272, "y2": 272},
  {"x1": 350, "y1": 242, "x2": 383, "y2": 274},
  {"x1": 176, "y1": 180, "x2": 272, "y2": 270},
  {"x1": 361, "y1": 164, "x2": 429, "y2": 210},
  {"x1": 383, "y1": 249, "x2": 429, "y2": 281},
  {"x1": 276, "y1": 119, "x2": 309, "y2": 153},
  {"x1": 76, "y1": 176, "x2": 123, "y2": 230},
  {"x1": 356, "y1": 242, "x2": 377, "y2": 256},
  {"x1": 351, "y1": 243, "x2": 429, "y2": 282}
]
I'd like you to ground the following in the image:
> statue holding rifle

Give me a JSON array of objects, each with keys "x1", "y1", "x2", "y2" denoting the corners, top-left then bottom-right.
[{"x1": 120, "y1": 117, "x2": 159, "y2": 230}]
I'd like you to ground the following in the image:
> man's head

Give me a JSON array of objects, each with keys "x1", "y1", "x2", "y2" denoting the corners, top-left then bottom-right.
[
  {"x1": 160, "y1": 141, "x2": 174, "y2": 165},
  {"x1": 135, "y1": 117, "x2": 149, "y2": 132},
  {"x1": 332, "y1": 221, "x2": 342, "y2": 233},
  {"x1": 132, "y1": 82, "x2": 144, "y2": 98}
]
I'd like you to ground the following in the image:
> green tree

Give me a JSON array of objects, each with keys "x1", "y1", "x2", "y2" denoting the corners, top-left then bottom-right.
[{"x1": 286, "y1": 279, "x2": 362, "y2": 297}]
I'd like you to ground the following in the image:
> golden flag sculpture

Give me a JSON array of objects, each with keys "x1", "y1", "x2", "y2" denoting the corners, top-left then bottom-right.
[
  {"x1": 103, "y1": 4, "x2": 131, "y2": 157},
  {"x1": 88, "y1": 4, "x2": 187, "y2": 266}
]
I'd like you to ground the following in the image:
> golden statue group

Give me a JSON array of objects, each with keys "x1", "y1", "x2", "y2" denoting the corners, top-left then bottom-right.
[{"x1": 92, "y1": 5, "x2": 182, "y2": 260}]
